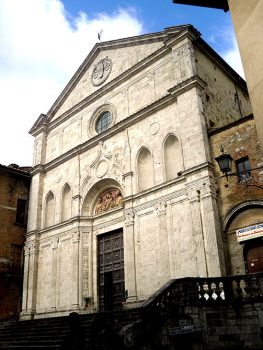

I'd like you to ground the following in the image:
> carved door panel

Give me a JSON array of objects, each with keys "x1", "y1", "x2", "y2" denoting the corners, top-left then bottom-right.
[
  {"x1": 98, "y1": 230, "x2": 125, "y2": 311},
  {"x1": 246, "y1": 243, "x2": 263, "y2": 274}
]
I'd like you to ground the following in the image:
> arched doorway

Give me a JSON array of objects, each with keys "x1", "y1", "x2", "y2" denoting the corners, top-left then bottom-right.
[
  {"x1": 244, "y1": 239, "x2": 263, "y2": 274},
  {"x1": 224, "y1": 201, "x2": 263, "y2": 275},
  {"x1": 81, "y1": 179, "x2": 125, "y2": 311}
]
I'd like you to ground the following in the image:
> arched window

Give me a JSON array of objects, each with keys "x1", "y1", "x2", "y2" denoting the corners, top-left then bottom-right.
[
  {"x1": 164, "y1": 134, "x2": 183, "y2": 181},
  {"x1": 45, "y1": 192, "x2": 55, "y2": 228},
  {"x1": 61, "y1": 184, "x2": 71, "y2": 222},
  {"x1": 138, "y1": 148, "x2": 154, "y2": 191}
]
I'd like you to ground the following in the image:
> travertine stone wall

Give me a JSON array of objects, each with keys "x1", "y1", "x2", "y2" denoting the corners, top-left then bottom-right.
[
  {"x1": 22, "y1": 27, "x2": 248, "y2": 319},
  {"x1": 195, "y1": 48, "x2": 252, "y2": 128}
]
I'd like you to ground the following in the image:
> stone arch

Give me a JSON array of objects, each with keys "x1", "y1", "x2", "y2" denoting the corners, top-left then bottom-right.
[
  {"x1": 137, "y1": 147, "x2": 154, "y2": 191},
  {"x1": 223, "y1": 200, "x2": 263, "y2": 232},
  {"x1": 82, "y1": 178, "x2": 123, "y2": 216},
  {"x1": 223, "y1": 200, "x2": 263, "y2": 275},
  {"x1": 163, "y1": 133, "x2": 184, "y2": 181},
  {"x1": 61, "y1": 183, "x2": 72, "y2": 222},
  {"x1": 45, "y1": 191, "x2": 55, "y2": 228}
]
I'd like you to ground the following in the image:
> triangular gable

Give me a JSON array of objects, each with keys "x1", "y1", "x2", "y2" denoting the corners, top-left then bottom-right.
[{"x1": 30, "y1": 25, "x2": 192, "y2": 132}]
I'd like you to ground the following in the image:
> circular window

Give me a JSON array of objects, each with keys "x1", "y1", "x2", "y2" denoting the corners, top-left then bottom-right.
[{"x1": 95, "y1": 111, "x2": 112, "y2": 134}]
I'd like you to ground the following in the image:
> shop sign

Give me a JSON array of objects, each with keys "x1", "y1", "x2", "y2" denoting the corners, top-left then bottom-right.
[
  {"x1": 236, "y1": 223, "x2": 263, "y2": 242},
  {"x1": 169, "y1": 324, "x2": 205, "y2": 335}
]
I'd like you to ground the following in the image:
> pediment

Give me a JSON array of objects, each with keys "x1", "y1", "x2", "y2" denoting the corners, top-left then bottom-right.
[{"x1": 33, "y1": 25, "x2": 192, "y2": 129}]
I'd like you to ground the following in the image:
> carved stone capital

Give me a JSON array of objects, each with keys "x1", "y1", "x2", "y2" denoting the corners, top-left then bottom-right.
[
  {"x1": 200, "y1": 182, "x2": 217, "y2": 199},
  {"x1": 154, "y1": 200, "x2": 167, "y2": 216},
  {"x1": 29, "y1": 241, "x2": 39, "y2": 255},
  {"x1": 72, "y1": 231, "x2": 80, "y2": 243},
  {"x1": 52, "y1": 239, "x2": 59, "y2": 249},
  {"x1": 24, "y1": 244, "x2": 30, "y2": 256},
  {"x1": 187, "y1": 188, "x2": 200, "y2": 203},
  {"x1": 124, "y1": 209, "x2": 135, "y2": 226}
]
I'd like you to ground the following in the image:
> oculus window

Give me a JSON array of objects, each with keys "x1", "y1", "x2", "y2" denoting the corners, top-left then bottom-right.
[{"x1": 95, "y1": 111, "x2": 112, "y2": 134}]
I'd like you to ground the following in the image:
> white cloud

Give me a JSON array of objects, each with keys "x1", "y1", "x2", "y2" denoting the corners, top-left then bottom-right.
[
  {"x1": 208, "y1": 24, "x2": 245, "y2": 78},
  {"x1": 222, "y1": 36, "x2": 245, "y2": 79},
  {"x1": 0, "y1": 0, "x2": 144, "y2": 166}
]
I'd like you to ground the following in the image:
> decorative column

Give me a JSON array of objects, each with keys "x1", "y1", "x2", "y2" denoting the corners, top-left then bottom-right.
[
  {"x1": 21, "y1": 235, "x2": 40, "y2": 319},
  {"x1": 71, "y1": 231, "x2": 80, "y2": 309},
  {"x1": 154, "y1": 200, "x2": 170, "y2": 285},
  {"x1": 123, "y1": 209, "x2": 137, "y2": 303},
  {"x1": 200, "y1": 182, "x2": 226, "y2": 276},
  {"x1": 21, "y1": 243, "x2": 30, "y2": 313},
  {"x1": 81, "y1": 229, "x2": 94, "y2": 309},
  {"x1": 187, "y1": 188, "x2": 208, "y2": 277},
  {"x1": 51, "y1": 239, "x2": 58, "y2": 309}
]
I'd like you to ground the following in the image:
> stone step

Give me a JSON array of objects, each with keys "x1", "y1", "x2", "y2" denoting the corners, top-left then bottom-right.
[{"x1": 0, "y1": 309, "x2": 141, "y2": 349}]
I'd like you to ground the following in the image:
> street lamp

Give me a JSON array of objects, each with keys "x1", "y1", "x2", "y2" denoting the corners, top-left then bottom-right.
[
  {"x1": 215, "y1": 145, "x2": 263, "y2": 190},
  {"x1": 214, "y1": 146, "x2": 233, "y2": 180}
]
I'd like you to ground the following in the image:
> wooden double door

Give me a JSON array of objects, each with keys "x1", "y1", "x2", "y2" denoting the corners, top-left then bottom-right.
[
  {"x1": 245, "y1": 240, "x2": 263, "y2": 274},
  {"x1": 98, "y1": 229, "x2": 125, "y2": 311}
]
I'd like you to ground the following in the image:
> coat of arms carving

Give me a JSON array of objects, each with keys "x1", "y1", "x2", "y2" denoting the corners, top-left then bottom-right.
[{"x1": 92, "y1": 58, "x2": 112, "y2": 86}]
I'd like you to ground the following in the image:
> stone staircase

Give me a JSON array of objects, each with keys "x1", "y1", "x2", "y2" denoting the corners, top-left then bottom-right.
[{"x1": 0, "y1": 310, "x2": 140, "y2": 349}]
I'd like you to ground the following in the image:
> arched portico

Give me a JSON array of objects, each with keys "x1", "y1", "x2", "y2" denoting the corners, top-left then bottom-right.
[{"x1": 80, "y1": 178, "x2": 136, "y2": 311}]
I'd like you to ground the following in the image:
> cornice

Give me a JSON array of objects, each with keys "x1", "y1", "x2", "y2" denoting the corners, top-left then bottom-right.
[
  {"x1": 31, "y1": 75, "x2": 207, "y2": 175},
  {"x1": 168, "y1": 75, "x2": 207, "y2": 96},
  {"x1": 193, "y1": 36, "x2": 248, "y2": 92}
]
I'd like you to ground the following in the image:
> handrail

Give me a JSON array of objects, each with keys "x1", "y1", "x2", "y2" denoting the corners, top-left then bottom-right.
[{"x1": 140, "y1": 273, "x2": 263, "y2": 311}]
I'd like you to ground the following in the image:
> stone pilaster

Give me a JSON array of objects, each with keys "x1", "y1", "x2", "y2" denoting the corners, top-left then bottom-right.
[
  {"x1": 188, "y1": 188, "x2": 208, "y2": 277},
  {"x1": 21, "y1": 243, "x2": 30, "y2": 313},
  {"x1": 123, "y1": 209, "x2": 137, "y2": 303},
  {"x1": 21, "y1": 235, "x2": 39, "y2": 319},
  {"x1": 71, "y1": 231, "x2": 80, "y2": 308},
  {"x1": 51, "y1": 239, "x2": 58, "y2": 309},
  {"x1": 200, "y1": 182, "x2": 226, "y2": 276},
  {"x1": 81, "y1": 229, "x2": 94, "y2": 309},
  {"x1": 154, "y1": 200, "x2": 170, "y2": 285},
  {"x1": 123, "y1": 172, "x2": 133, "y2": 197}
]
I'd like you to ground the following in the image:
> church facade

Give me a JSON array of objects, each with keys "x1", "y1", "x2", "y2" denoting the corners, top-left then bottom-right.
[{"x1": 21, "y1": 25, "x2": 251, "y2": 319}]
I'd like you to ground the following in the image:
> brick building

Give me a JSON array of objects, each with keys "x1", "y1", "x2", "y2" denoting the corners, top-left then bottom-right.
[
  {"x1": 0, "y1": 164, "x2": 31, "y2": 320},
  {"x1": 210, "y1": 114, "x2": 263, "y2": 275}
]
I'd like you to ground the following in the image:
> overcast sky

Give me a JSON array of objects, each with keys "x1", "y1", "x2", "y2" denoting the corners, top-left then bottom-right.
[{"x1": 0, "y1": 0, "x2": 244, "y2": 166}]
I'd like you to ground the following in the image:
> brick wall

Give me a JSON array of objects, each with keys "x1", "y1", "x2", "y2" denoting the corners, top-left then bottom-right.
[{"x1": 0, "y1": 164, "x2": 30, "y2": 320}]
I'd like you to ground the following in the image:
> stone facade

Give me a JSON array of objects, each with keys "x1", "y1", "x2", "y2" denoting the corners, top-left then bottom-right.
[
  {"x1": 21, "y1": 25, "x2": 252, "y2": 319},
  {"x1": 209, "y1": 115, "x2": 263, "y2": 275},
  {"x1": 0, "y1": 164, "x2": 31, "y2": 320}
]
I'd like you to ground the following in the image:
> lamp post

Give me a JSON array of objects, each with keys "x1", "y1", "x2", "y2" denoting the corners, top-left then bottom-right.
[
  {"x1": 215, "y1": 146, "x2": 263, "y2": 190},
  {"x1": 215, "y1": 149, "x2": 233, "y2": 181}
]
